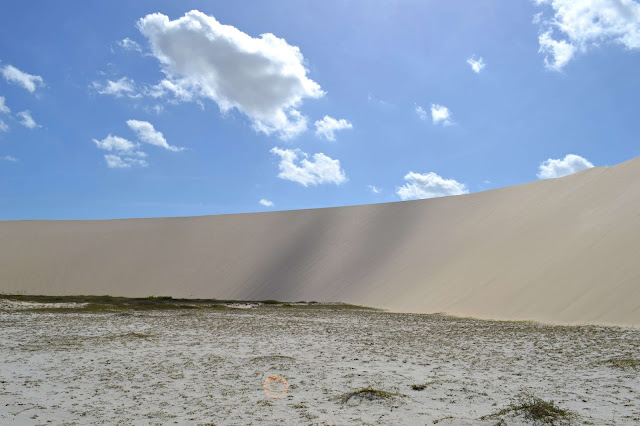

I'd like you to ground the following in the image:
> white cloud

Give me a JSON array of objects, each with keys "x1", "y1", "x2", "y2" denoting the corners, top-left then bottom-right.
[
  {"x1": 259, "y1": 198, "x2": 274, "y2": 207},
  {"x1": 0, "y1": 120, "x2": 7, "y2": 132},
  {"x1": 396, "y1": 171, "x2": 469, "y2": 200},
  {"x1": 539, "y1": 31, "x2": 576, "y2": 70},
  {"x1": 431, "y1": 104, "x2": 453, "y2": 126},
  {"x1": 137, "y1": 10, "x2": 324, "y2": 139},
  {"x1": 1, "y1": 65, "x2": 44, "y2": 93},
  {"x1": 314, "y1": 116, "x2": 352, "y2": 141},
  {"x1": 17, "y1": 110, "x2": 39, "y2": 129},
  {"x1": 126, "y1": 119, "x2": 184, "y2": 151},
  {"x1": 534, "y1": 0, "x2": 640, "y2": 70},
  {"x1": 537, "y1": 153, "x2": 594, "y2": 179},
  {"x1": 104, "y1": 154, "x2": 148, "y2": 169},
  {"x1": 415, "y1": 105, "x2": 428, "y2": 121},
  {"x1": 145, "y1": 79, "x2": 194, "y2": 102},
  {"x1": 466, "y1": 56, "x2": 486, "y2": 73},
  {"x1": 1, "y1": 155, "x2": 17, "y2": 162},
  {"x1": 0, "y1": 96, "x2": 10, "y2": 114},
  {"x1": 368, "y1": 185, "x2": 381, "y2": 194},
  {"x1": 118, "y1": 38, "x2": 142, "y2": 52},
  {"x1": 270, "y1": 147, "x2": 347, "y2": 186},
  {"x1": 93, "y1": 134, "x2": 138, "y2": 152},
  {"x1": 92, "y1": 77, "x2": 138, "y2": 98}
]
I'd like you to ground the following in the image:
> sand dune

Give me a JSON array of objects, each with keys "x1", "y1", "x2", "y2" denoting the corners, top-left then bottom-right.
[{"x1": 2, "y1": 157, "x2": 640, "y2": 326}]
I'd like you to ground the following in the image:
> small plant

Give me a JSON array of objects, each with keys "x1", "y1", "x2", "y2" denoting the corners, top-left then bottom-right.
[
  {"x1": 411, "y1": 381, "x2": 437, "y2": 391},
  {"x1": 341, "y1": 388, "x2": 401, "y2": 404},
  {"x1": 480, "y1": 396, "x2": 572, "y2": 424}
]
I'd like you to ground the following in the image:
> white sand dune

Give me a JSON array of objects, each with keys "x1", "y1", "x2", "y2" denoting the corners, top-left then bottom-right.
[{"x1": 2, "y1": 157, "x2": 640, "y2": 326}]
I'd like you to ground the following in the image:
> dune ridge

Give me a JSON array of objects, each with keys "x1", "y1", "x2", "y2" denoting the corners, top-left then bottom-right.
[{"x1": 2, "y1": 157, "x2": 640, "y2": 326}]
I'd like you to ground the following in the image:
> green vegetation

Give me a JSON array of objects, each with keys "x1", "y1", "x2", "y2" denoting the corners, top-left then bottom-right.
[
  {"x1": 480, "y1": 396, "x2": 572, "y2": 424},
  {"x1": 341, "y1": 388, "x2": 402, "y2": 404},
  {"x1": 0, "y1": 294, "x2": 376, "y2": 313}
]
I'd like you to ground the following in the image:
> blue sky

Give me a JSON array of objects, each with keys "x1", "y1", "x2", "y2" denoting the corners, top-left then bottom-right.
[{"x1": 1, "y1": 0, "x2": 639, "y2": 219}]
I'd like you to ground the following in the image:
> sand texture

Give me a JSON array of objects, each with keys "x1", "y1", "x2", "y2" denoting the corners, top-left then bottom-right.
[
  {"x1": 1, "y1": 305, "x2": 638, "y2": 425},
  {"x1": 2, "y1": 157, "x2": 640, "y2": 326}
]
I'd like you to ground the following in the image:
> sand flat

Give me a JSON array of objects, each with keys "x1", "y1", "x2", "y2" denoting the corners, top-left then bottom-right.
[
  {"x1": 2, "y1": 158, "x2": 640, "y2": 326},
  {"x1": 1, "y1": 306, "x2": 638, "y2": 425}
]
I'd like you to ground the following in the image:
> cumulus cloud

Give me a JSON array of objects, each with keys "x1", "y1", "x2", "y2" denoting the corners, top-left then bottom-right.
[
  {"x1": 539, "y1": 31, "x2": 576, "y2": 70},
  {"x1": 118, "y1": 38, "x2": 142, "y2": 52},
  {"x1": 270, "y1": 147, "x2": 346, "y2": 186},
  {"x1": 1, "y1": 65, "x2": 44, "y2": 93},
  {"x1": 104, "y1": 154, "x2": 148, "y2": 169},
  {"x1": 126, "y1": 119, "x2": 184, "y2": 151},
  {"x1": 368, "y1": 185, "x2": 381, "y2": 194},
  {"x1": 431, "y1": 104, "x2": 453, "y2": 126},
  {"x1": 537, "y1": 153, "x2": 594, "y2": 179},
  {"x1": 466, "y1": 56, "x2": 486, "y2": 73},
  {"x1": 17, "y1": 110, "x2": 39, "y2": 129},
  {"x1": 1, "y1": 155, "x2": 17, "y2": 162},
  {"x1": 0, "y1": 96, "x2": 10, "y2": 114},
  {"x1": 92, "y1": 77, "x2": 138, "y2": 98},
  {"x1": 259, "y1": 199, "x2": 274, "y2": 207},
  {"x1": 314, "y1": 116, "x2": 352, "y2": 141},
  {"x1": 0, "y1": 119, "x2": 9, "y2": 132},
  {"x1": 93, "y1": 134, "x2": 137, "y2": 152},
  {"x1": 415, "y1": 105, "x2": 429, "y2": 121},
  {"x1": 92, "y1": 120, "x2": 183, "y2": 169},
  {"x1": 534, "y1": 0, "x2": 640, "y2": 70},
  {"x1": 93, "y1": 134, "x2": 148, "y2": 168},
  {"x1": 396, "y1": 172, "x2": 469, "y2": 200},
  {"x1": 137, "y1": 10, "x2": 324, "y2": 139}
]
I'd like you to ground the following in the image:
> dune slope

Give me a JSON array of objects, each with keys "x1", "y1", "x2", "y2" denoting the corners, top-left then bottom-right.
[{"x1": 2, "y1": 158, "x2": 640, "y2": 326}]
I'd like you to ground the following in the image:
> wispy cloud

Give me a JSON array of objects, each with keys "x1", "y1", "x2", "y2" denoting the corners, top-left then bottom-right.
[
  {"x1": 415, "y1": 105, "x2": 428, "y2": 121},
  {"x1": 0, "y1": 96, "x2": 10, "y2": 114},
  {"x1": 126, "y1": 120, "x2": 184, "y2": 152},
  {"x1": 367, "y1": 185, "x2": 381, "y2": 194},
  {"x1": 17, "y1": 110, "x2": 39, "y2": 129},
  {"x1": 1, "y1": 65, "x2": 44, "y2": 93},
  {"x1": 259, "y1": 199, "x2": 274, "y2": 207},
  {"x1": 314, "y1": 116, "x2": 353, "y2": 141},
  {"x1": 117, "y1": 38, "x2": 142, "y2": 52},
  {"x1": 92, "y1": 77, "x2": 139, "y2": 98},
  {"x1": 466, "y1": 56, "x2": 486, "y2": 73}
]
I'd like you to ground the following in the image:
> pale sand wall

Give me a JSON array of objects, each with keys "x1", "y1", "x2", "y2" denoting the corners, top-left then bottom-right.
[{"x1": 2, "y1": 157, "x2": 640, "y2": 326}]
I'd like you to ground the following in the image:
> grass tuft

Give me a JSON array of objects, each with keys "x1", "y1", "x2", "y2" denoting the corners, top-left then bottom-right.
[
  {"x1": 341, "y1": 388, "x2": 402, "y2": 404},
  {"x1": 480, "y1": 396, "x2": 572, "y2": 424},
  {"x1": 411, "y1": 381, "x2": 437, "y2": 391}
]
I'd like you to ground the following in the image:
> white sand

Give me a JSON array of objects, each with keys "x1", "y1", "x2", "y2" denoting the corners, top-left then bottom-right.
[
  {"x1": 1, "y1": 307, "x2": 638, "y2": 425},
  {"x1": 2, "y1": 157, "x2": 640, "y2": 326}
]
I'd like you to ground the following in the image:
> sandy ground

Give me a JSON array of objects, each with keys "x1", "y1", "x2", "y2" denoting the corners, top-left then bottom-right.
[
  {"x1": 3, "y1": 157, "x2": 640, "y2": 326},
  {"x1": 1, "y1": 305, "x2": 638, "y2": 425}
]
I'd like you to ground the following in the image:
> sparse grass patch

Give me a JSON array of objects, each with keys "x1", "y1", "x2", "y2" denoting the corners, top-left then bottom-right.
[
  {"x1": 127, "y1": 332, "x2": 151, "y2": 339},
  {"x1": 480, "y1": 396, "x2": 572, "y2": 424},
  {"x1": 411, "y1": 380, "x2": 437, "y2": 391},
  {"x1": 605, "y1": 358, "x2": 640, "y2": 370},
  {"x1": 341, "y1": 388, "x2": 402, "y2": 405}
]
